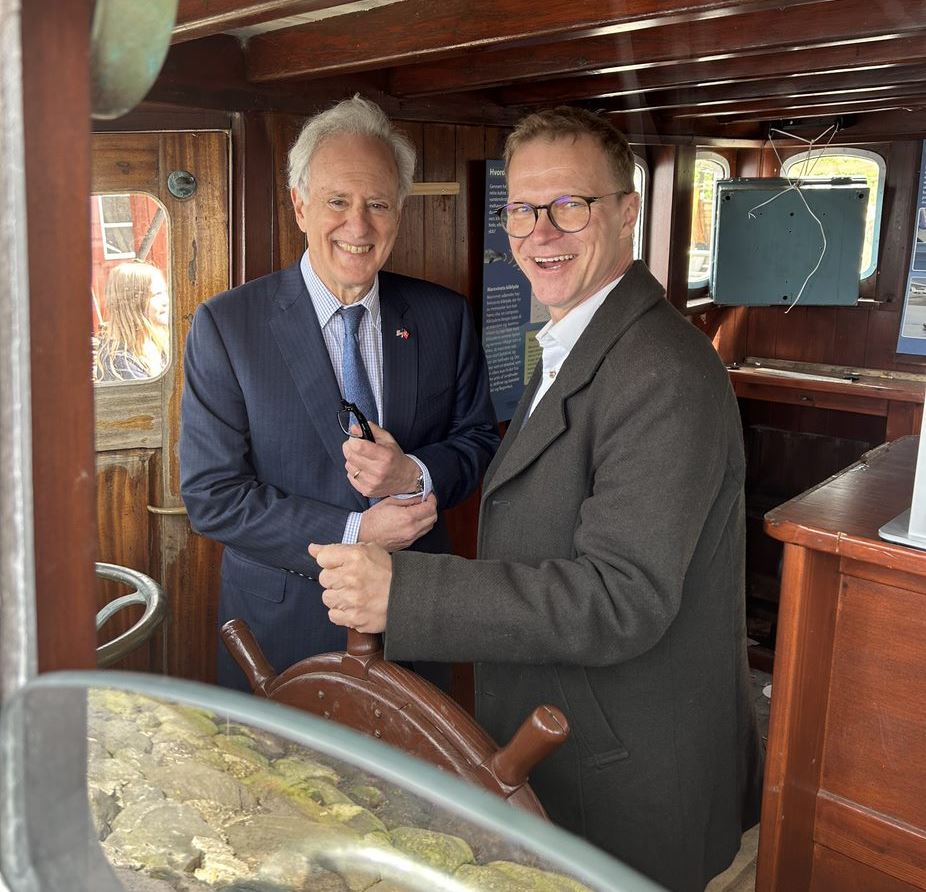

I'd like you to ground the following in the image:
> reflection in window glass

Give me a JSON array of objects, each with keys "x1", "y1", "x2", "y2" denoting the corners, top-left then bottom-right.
[
  {"x1": 633, "y1": 158, "x2": 647, "y2": 261},
  {"x1": 688, "y1": 151, "x2": 730, "y2": 286},
  {"x1": 781, "y1": 149, "x2": 885, "y2": 278},
  {"x1": 91, "y1": 193, "x2": 171, "y2": 385}
]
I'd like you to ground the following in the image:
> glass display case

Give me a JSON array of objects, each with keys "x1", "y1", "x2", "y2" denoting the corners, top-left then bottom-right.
[{"x1": 0, "y1": 672, "x2": 663, "y2": 892}]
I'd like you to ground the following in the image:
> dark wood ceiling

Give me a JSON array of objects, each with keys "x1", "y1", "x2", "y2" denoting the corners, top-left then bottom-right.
[{"x1": 157, "y1": 0, "x2": 926, "y2": 143}]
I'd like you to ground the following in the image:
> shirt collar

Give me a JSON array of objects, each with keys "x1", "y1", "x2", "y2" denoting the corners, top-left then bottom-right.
[
  {"x1": 300, "y1": 250, "x2": 381, "y2": 329},
  {"x1": 535, "y1": 274, "x2": 624, "y2": 353}
]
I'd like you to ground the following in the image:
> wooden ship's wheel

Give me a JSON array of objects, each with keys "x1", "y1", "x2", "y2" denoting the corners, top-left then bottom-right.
[{"x1": 222, "y1": 620, "x2": 569, "y2": 818}]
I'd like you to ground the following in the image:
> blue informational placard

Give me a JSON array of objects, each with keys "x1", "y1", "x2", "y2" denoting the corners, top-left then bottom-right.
[
  {"x1": 481, "y1": 160, "x2": 549, "y2": 422},
  {"x1": 896, "y1": 141, "x2": 926, "y2": 355}
]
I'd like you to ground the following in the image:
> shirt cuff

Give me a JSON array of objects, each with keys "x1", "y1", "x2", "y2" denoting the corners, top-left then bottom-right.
[
  {"x1": 342, "y1": 512, "x2": 362, "y2": 544},
  {"x1": 391, "y1": 454, "x2": 432, "y2": 503}
]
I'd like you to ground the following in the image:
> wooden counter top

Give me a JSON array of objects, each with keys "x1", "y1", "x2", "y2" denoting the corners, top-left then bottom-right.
[{"x1": 763, "y1": 436, "x2": 926, "y2": 574}]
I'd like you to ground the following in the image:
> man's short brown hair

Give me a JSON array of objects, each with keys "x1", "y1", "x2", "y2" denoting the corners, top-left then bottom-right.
[{"x1": 503, "y1": 107, "x2": 636, "y2": 193}]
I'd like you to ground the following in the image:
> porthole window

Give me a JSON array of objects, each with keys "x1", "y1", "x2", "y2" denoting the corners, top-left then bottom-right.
[
  {"x1": 688, "y1": 150, "x2": 730, "y2": 287},
  {"x1": 781, "y1": 148, "x2": 885, "y2": 279}
]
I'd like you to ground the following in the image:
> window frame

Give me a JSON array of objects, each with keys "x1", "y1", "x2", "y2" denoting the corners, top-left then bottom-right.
[
  {"x1": 91, "y1": 191, "x2": 173, "y2": 393},
  {"x1": 632, "y1": 154, "x2": 648, "y2": 262},
  {"x1": 780, "y1": 147, "x2": 886, "y2": 281},
  {"x1": 688, "y1": 150, "x2": 731, "y2": 292}
]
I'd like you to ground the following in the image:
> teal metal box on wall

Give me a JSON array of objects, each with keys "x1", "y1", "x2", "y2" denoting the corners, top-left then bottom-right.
[{"x1": 710, "y1": 178, "x2": 869, "y2": 306}]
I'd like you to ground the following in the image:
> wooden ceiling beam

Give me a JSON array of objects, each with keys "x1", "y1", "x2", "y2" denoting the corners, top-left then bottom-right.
[
  {"x1": 496, "y1": 33, "x2": 926, "y2": 107},
  {"x1": 667, "y1": 87, "x2": 926, "y2": 122},
  {"x1": 584, "y1": 64, "x2": 926, "y2": 116},
  {"x1": 388, "y1": 0, "x2": 926, "y2": 97},
  {"x1": 151, "y1": 35, "x2": 381, "y2": 112},
  {"x1": 244, "y1": 0, "x2": 826, "y2": 82},
  {"x1": 149, "y1": 37, "x2": 522, "y2": 125},
  {"x1": 173, "y1": 0, "x2": 354, "y2": 43},
  {"x1": 606, "y1": 111, "x2": 765, "y2": 143}
]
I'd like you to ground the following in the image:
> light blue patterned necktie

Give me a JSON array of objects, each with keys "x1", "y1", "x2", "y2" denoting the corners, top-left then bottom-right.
[{"x1": 338, "y1": 305, "x2": 378, "y2": 426}]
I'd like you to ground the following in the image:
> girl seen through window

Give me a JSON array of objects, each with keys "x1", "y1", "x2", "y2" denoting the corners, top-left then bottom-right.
[{"x1": 94, "y1": 260, "x2": 169, "y2": 383}]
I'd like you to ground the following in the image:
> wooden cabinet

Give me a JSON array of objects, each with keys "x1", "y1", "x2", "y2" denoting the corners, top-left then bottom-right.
[{"x1": 757, "y1": 436, "x2": 926, "y2": 891}]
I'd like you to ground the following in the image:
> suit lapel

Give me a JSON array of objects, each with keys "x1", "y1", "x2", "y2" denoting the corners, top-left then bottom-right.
[
  {"x1": 380, "y1": 284, "x2": 417, "y2": 445},
  {"x1": 483, "y1": 262, "x2": 666, "y2": 498},
  {"x1": 269, "y1": 264, "x2": 367, "y2": 509}
]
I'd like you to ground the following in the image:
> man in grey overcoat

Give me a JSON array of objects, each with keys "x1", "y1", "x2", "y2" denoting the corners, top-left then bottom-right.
[{"x1": 311, "y1": 107, "x2": 763, "y2": 892}]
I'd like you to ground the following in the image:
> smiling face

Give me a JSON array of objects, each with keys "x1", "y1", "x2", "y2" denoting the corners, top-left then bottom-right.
[
  {"x1": 291, "y1": 132, "x2": 402, "y2": 304},
  {"x1": 506, "y1": 133, "x2": 639, "y2": 322}
]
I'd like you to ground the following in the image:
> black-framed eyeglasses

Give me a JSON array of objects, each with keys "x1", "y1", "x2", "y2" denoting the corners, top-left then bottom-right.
[
  {"x1": 337, "y1": 399, "x2": 375, "y2": 441},
  {"x1": 493, "y1": 191, "x2": 630, "y2": 238}
]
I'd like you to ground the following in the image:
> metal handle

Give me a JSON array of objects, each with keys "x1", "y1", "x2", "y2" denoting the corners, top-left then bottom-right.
[{"x1": 146, "y1": 504, "x2": 187, "y2": 515}]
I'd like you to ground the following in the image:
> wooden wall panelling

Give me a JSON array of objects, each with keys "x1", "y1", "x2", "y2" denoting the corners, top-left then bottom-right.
[
  {"x1": 812, "y1": 844, "x2": 922, "y2": 892},
  {"x1": 159, "y1": 132, "x2": 229, "y2": 682},
  {"x1": 772, "y1": 307, "x2": 812, "y2": 362},
  {"x1": 22, "y1": 0, "x2": 98, "y2": 672},
  {"x1": 819, "y1": 574, "x2": 926, "y2": 831},
  {"x1": 233, "y1": 111, "x2": 274, "y2": 285},
  {"x1": 831, "y1": 304, "x2": 870, "y2": 369},
  {"x1": 92, "y1": 132, "x2": 161, "y2": 193},
  {"x1": 457, "y1": 125, "x2": 487, "y2": 301},
  {"x1": 422, "y1": 123, "x2": 458, "y2": 293},
  {"x1": 456, "y1": 124, "x2": 488, "y2": 311},
  {"x1": 745, "y1": 305, "x2": 780, "y2": 360},
  {"x1": 484, "y1": 127, "x2": 508, "y2": 162},
  {"x1": 271, "y1": 114, "x2": 306, "y2": 270},
  {"x1": 387, "y1": 121, "x2": 425, "y2": 279},
  {"x1": 798, "y1": 307, "x2": 839, "y2": 364},
  {"x1": 865, "y1": 307, "x2": 909, "y2": 373},
  {"x1": 95, "y1": 450, "x2": 162, "y2": 672}
]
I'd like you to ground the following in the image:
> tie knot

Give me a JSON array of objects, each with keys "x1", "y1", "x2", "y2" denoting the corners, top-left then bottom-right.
[{"x1": 339, "y1": 305, "x2": 365, "y2": 337}]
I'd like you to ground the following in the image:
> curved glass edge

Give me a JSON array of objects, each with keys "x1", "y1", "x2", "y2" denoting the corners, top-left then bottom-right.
[{"x1": 10, "y1": 670, "x2": 664, "y2": 892}]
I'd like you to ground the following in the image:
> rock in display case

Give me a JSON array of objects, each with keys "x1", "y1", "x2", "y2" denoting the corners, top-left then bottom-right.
[{"x1": 0, "y1": 672, "x2": 662, "y2": 892}]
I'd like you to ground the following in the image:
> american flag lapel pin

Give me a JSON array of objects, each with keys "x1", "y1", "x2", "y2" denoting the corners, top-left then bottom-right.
[{"x1": 396, "y1": 328, "x2": 410, "y2": 340}]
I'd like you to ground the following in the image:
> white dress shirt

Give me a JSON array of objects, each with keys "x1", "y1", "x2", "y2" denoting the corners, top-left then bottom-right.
[{"x1": 528, "y1": 275, "x2": 625, "y2": 418}]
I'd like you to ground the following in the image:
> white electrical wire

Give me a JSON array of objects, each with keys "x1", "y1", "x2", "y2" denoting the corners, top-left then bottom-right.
[{"x1": 747, "y1": 122, "x2": 839, "y2": 314}]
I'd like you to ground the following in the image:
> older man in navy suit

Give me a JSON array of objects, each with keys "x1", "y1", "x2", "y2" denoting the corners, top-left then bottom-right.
[{"x1": 180, "y1": 96, "x2": 499, "y2": 690}]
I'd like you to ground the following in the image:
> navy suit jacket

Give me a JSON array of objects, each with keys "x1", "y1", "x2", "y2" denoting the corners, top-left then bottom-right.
[{"x1": 180, "y1": 262, "x2": 499, "y2": 688}]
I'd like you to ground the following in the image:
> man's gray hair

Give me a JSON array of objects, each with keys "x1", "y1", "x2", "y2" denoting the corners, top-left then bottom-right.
[{"x1": 288, "y1": 95, "x2": 417, "y2": 204}]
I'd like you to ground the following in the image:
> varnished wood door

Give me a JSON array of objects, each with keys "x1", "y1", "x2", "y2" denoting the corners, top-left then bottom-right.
[{"x1": 92, "y1": 131, "x2": 228, "y2": 682}]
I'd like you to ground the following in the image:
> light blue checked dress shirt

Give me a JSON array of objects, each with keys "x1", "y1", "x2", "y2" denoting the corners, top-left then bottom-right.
[{"x1": 300, "y1": 252, "x2": 432, "y2": 544}]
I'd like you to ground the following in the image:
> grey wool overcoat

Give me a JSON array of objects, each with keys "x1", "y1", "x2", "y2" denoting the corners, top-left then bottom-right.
[{"x1": 386, "y1": 261, "x2": 764, "y2": 892}]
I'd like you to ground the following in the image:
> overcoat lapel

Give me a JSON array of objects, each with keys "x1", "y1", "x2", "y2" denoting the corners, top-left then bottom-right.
[
  {"x1": 379, "y1": 285, "x2": 417, "y2": 446},
  {"x1": 482, "y1": 363, "x2": 542, "y2": 491},
  {"x1": 268, "y1": 264, "x2": 367, "y2": 510},
  {"x1": 482, "y1": 261, "x2": 665, "y2": 499}
]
